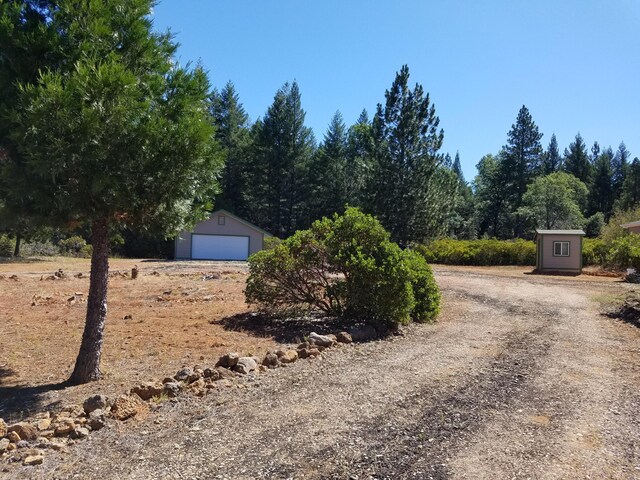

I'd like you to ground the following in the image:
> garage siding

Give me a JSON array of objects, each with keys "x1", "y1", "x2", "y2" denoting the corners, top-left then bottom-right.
[{"x1": 175, "y1": 212, "x2": 265, "y2": 259}]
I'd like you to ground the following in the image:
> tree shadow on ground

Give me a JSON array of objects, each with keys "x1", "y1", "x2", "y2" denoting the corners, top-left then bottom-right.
[
  {"x1": 604, "y1": 311, "x2": 640, "y2": 329},
  {"x1": 215, "y1": 312, "x2": 361, "y2": 344},
  {"x1": 0, "y1": 367, "x2": 68, "y2": 422}
]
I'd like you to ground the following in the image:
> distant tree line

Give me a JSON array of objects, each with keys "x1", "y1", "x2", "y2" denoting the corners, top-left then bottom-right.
[{"x1": 211, "y1": 77, "x2": 636, "y2": 243}]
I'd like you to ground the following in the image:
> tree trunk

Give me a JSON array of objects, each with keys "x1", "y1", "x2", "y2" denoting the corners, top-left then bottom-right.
[
  {"x1": 13, "y1": 234, "x2": 21, "y2": 257},
  {"x1": 69, "y1": 217, "x2": 109, "y2": 384}
]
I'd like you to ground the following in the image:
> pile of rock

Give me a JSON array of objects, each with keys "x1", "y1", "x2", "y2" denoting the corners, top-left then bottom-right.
[
  {"x1": 2, "y1": 327, "x2": 364, "y2": 468},
  {"x1": 0, "y1": 399, "x2": 109, "y2": 466}
]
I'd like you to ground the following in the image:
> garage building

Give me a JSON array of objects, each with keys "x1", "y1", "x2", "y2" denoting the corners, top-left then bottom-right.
[{"x1": 175, "y1": 210, "x2": 272, "y2": 261}]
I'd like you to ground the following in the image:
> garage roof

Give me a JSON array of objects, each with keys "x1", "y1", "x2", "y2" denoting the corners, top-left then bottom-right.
[
  {"x1": 212, "y1": 209, "x2": 273, "y2": 237},
  {"x1": 535, "y1": 229, "x2": 586, "y2": 235}
]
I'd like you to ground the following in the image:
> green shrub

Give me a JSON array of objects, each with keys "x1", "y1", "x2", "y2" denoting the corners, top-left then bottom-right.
[
  {"x1": 262, "y1": 236, "x2": 282, "y2": 250},
  {"x1": 606, "y1": 235, "x2": 640, "y2": 271},
  {"x1": 415, "y1": 238, "x2": 535, "y2": 266},
  {"x1": 0, "y1": 235, "x2": 14, "y2": 257},
  {"x1": 582, "y1": 238, "x2": 608, "y2": 266},
  {"x1": 246, "y1": 208, "x2": 441, "y2": 328},
  {"x1": 58, "y1": 235, "x2": 92, "y2": 257}
]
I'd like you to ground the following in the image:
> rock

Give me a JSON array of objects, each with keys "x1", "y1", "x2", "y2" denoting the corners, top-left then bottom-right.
[
  {"x1": 16, "y1": 440, "x2": 30, "y2": 449},
  {"x1": 0, "y1": 418, "x2": 6, "y2": 437},
  {"x1": 110, "y1": 394, "x2": 148, "y2": 421},
  {"x1": 7, "y1": 431, "x2": 21, "y2": 443},
  {"x1": 297, "y1": 341, "x2": 310, "y2": 350},
  {"x1": 262, "y1": 352, "x2": 279, "y2": 368},
  {"x1": 188, "y1": 378, "x2": 206, "y2": 397},
  {"x1": 61, "y1": 404, "x2": 84, "y2": 417},
  {"x1": 54, "y1": 419, "x2": 75, "y2": 436},
  {"x1": 258, "y1": 365, "x2": 268, "y2": 373},
  {"x1": 163, "y1": 382, "x2": 181, "y2": 398},
  {"x1": 6, "y1": 442, "x2": 16, "y2": 451},
  {"x1": 70, "y1": 427, "x2": 89, "y2": 439},
  {"x1": 88, "y1": 409, "x2": 107, "y2": 431},
  {"x1": 8, "y1": 422, "x2": 38, "y2": 441},
  {"x1": 278, "y1": 350, "x2": 298, "y2": 364},
  {"x1": 233, "y1": 357, "x2": 258, "y2": 374},
  {"x1": 309, "y1": 332, "x2": 335, "y2": 347},
  {"x1": 300, "y1": 347, "x2": 321, "y2": 358},
  {"x1": 187, "y1": 369, "x2": 203, "y2": 384},
  {"x1": 83, "y1": 394, "x2": 108, "y2": 415},
  {"x1": 349, "y1": 325, "x2": 377, "y2": 342},
  {"x1": 36, "y1": 418, "x2": 51, "y2": 431},
  {"x1": 174, "y1": 367, "x2": 193, "y2": 382},
  {"x1": 203, "y1": 368, "x2": 220, "y2": 380},
  {"x1": 336, "y1": 331, "x2": 353, "y2": 344},
  {"x1": 130, "y1": 382, "x2": 164, "y2": 401},
  {"x1": 23, "y1": 455, "x2": 44, "y2": 466},
  {"x1": 38, "y1": 430, "x2": 54, "y2": 439},
  {"x1": 215, "y1": 352, "x2": 239, "y2": 368},
  {"x1": 48, "y1": 438, "x2": 69, "y2": 452},
  {"x1": 0, "y1": 438, "x2": 10, "y2": 453},
  {"x1": 215, "y1": 366, "x2": 237, "y2": 379}
]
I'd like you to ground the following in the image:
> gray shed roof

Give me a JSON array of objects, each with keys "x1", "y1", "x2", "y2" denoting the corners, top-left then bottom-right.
[
  {"x1": 621, "y1": 220, "x2": 640, "y2": 228},
  {"x1": 535, "y1": 229, "x2": 585, "y2": 236}
]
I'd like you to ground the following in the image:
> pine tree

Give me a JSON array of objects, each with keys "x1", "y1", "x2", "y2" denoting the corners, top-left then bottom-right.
[
  {"x1": 209, "y1": 81, "x2": 250, "y2": 215},
  {"x1": 473, "y1": 152, "x2": 510, "y2": 238},
  {"x1": 618, "y1": 157, "x2": 640, "y2": 211},
  {"x1": 370, "y1": 65, "x2": 448, "y2": 243},
  {"x1": 612, "y1": 141, "x2": 630, "y2": 197},
  {"x1": 563, "y1": 133, "x2": 592, "y2": 184},
  {"x1": 309, "y1": 111, "x2": 349, "y2": 220},
  {"x1": 452, "y1": 151, "x2": 465, "y2": 183},
  {"x1": 2, "y1": 0, "x2": 222, "y2": 383},
  {"x1": 501, "y1": 105, "x2": 543, "y2": 236},
  {"x1": 591, "y1": 141, "x2": 601, "y2": 162},
  {"x1": 589, "y1": 151, "x2": 615, "y2": 220},
  {"x1": 247, "y1": 81, "x2": 315, "y2": 237},
  {"x1": 542, "y1": 134, "x2": 562, "y2": 174},
  {"x1": 344, "y1": 109, "x2": 374, "y2": 208}
]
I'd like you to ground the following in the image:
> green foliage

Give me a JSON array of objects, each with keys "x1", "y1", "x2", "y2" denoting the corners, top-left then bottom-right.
[
  {"x1": 416, "y1": 238, "x2": 536, "y2": 266},
  {"x1": 246, "y1": 208, "x2": 441, "y2": 328},
  {"x1": 518, "y1": 172, "x2": 588, "y2": 231},
  {"x1": 582, "y1": 238, "x2": 608, "y2": 266},
  {"x1": 606, "y1": 235, "x2": 640, "y2": 271},
  {"x1": 369, "y1": 65, "x2": 451, "y2": 243},
  {"x1": 563, "y1": 133, "x2": 592, "y2": 184},
  {"x1": 600, "y1": 206, "x2": 640, "y2": 244},
  {"x1": 58, "y1": 236, "x2": 91, "y2": 257},
  {"x1": 0, "y1": 235, "x2": 14, "y2": 257},
  {"x1": 584, "y1": 212, "x2": 605, "y2": 238}
]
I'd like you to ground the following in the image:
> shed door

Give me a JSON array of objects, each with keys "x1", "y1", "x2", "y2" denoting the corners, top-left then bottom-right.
[{"x1": 191, "y1": 235, "x2": 249, "y2": 260}]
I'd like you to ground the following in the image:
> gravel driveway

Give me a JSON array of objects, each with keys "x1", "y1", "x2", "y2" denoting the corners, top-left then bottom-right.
[{"x1": 13, "y1": 267, "x2": 640, "y2": 479}]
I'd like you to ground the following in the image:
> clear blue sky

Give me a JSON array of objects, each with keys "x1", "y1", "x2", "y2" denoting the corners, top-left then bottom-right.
[{"x1": 152, "y1": 1, "x2": 640, "y2": 182}]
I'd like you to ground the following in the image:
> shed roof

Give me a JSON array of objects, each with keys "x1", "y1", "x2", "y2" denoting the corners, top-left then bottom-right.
[
  {"x1": 535, "y1": 229, "x2": 585, "y2": 236},
  {"x1": 210, "y1": 209, "x2": 273, "y2": 237},
  {"x1": 621, "y1": 220, "x2": 640, "y2": 229}
]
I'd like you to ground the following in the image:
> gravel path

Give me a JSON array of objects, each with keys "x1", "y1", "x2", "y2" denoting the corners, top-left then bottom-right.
[{"x1": 11, "y1": 267, "x2": 640, "y2": 479}]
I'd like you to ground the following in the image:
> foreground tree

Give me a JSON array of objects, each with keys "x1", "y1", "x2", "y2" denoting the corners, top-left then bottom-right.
[
  {"x1": 370, "y1": 65, "x2": 448, "y2": 243},
  {"x1": 518, "y1": 172, "x2": 588, "y2": 230},
  {"x1": 2, "y1": 0, "x2": 222, "y2": 383}
]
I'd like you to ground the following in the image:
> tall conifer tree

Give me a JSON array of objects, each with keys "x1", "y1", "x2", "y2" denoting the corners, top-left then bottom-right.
[
  {"x1": 542, "y1": 134, "x2": 562, "y2": 174},
  {"x1": 563, "y1": 133, "x2": 592, "y2": 184}
]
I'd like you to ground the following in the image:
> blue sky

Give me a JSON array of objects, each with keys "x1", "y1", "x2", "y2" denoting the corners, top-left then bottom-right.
[{"x1": 153, "y1": 1, "x2": 640, "y2": 181}]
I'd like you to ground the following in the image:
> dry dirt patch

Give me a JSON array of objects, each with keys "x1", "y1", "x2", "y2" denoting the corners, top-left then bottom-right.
[{"x1": 0, "y1": 258, "x2": 280, "y2": 419}]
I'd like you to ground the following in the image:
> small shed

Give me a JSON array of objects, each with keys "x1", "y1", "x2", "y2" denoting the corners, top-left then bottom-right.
[
  {"x1": 535, "y1": 229, "x2": 586, "y2": 274},
  {"x1": 175, "y1": 209, "x2": 272, "y2": 261},
  {"x1": 621, "y1": 221, "x2": 640, "y2": 234}
]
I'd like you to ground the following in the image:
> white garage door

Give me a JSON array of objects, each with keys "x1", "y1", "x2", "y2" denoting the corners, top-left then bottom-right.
[{"x1": 191, "y1": 235, "x2": 249, "y2": 260}]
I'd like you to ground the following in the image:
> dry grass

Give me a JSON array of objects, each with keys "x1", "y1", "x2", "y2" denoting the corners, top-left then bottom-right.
[{"x1": 0, "y1": 257, "x2": 278, "y2": 415}]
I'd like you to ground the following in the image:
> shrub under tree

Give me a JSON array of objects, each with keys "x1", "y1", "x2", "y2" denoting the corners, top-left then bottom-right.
[{"x1": 245, "y1": 208, "x2": 441, "y2": 328}]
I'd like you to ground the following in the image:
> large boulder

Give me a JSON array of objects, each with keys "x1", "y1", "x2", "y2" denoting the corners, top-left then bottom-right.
[
  {"x1": 83, "y1": 394, "x2": 108, "y2": 415},
  {"x1": 8, "y1": 422, "x2": 38, "y2": 441},
  {"x1": 130, "y1": 382, "x2": 164, "y2": 401},
  {"x1": 308, "y1": 332, "x2": 335, "y2": 348},
  {"x1": 233, "y1": 357, "x2": 258, "y2": 374}
]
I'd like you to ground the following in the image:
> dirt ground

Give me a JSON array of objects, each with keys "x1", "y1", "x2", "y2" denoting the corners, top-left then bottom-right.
[{"x1": 2, "y1": 261, "x2": 640, "y2": 479}]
